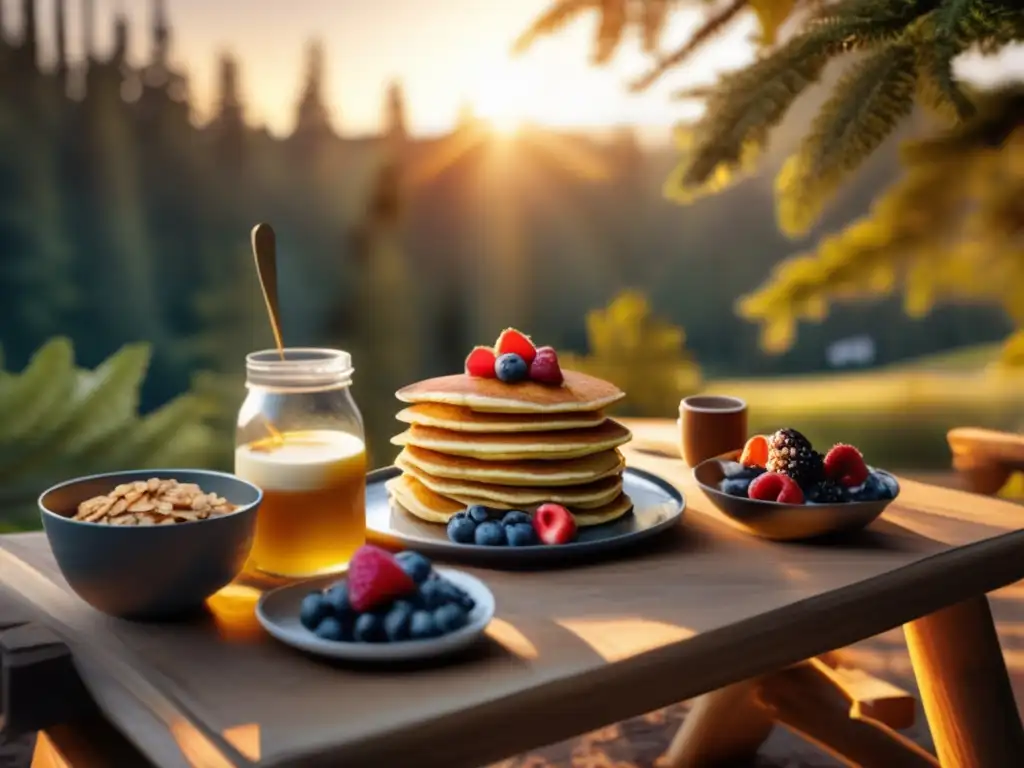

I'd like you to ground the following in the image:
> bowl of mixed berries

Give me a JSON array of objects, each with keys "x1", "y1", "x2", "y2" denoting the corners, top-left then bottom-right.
[{"x1": 692, "y1": 428, "x2": 900, "y2": 541}]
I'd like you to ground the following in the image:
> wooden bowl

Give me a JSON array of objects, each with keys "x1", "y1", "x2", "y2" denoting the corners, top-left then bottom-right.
[{"x1": 692, "y1": 451, "x2": 899, "y2": 541}]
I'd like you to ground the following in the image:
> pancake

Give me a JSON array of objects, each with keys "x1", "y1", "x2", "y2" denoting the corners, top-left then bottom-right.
[
  {"x1": 395, "y1": 370, "x2": 625, "y2": 414},
  {"x1": 387, "y1": 475, "x2": 633, "y2": 526},
  {"x1": 396, "y1": 455, "x2": 623, "y2": 508},
  {"x1": 396, "y1": 403, "x2": 607, "y2": 433},
  {"x1": 397, "y1": 446, "x2": 625, "y2": 486},
  {"x1": 391, "y1": 419, "x2": 632, "y2": 460}
]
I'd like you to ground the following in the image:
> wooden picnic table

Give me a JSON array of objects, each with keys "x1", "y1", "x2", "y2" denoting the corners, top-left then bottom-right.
[{"x1": 3, "y1": 417, "x2": 1024, "y2": 768}]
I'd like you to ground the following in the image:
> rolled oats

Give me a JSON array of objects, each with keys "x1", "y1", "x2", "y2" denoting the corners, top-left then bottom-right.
[{"x1": 73, "y1": 478, "x2": 238, "y2": 525}]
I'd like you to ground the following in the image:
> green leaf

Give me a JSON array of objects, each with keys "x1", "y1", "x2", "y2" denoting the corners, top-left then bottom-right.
[
  {"x1": 0, "y1": 338, "x2": 75, "y2": 443},
  {"x1": 0, "y1": 340, "x2": 217, "y2": 526}
]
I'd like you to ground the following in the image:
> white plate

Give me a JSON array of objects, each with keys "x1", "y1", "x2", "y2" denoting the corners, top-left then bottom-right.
[{"x1": 256, "y1": 568, "x2": 495, "y2": 662}]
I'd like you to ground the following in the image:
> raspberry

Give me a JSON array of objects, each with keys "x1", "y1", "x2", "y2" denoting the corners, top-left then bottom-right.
[
  {"x1": 464, "y1": 345, "x2": 497, "y2": 378},
  {"x1": 533, "y1": 503, "x2": 577, "y2": 545},
  {"x1": 494, "y1": 328, "x2": 537, "y2": 366},
  {"x1": 346, "y1": 545, "x2": 416, "y2": 612},
  {"x1": 823, "y1": 444, "x2": 869, "y2": 488},
  {"x1": 748, "y1": 472, "x2": 805, "y2": 504},
  {"x1": 739, "y1": 435, "x2": 769, "y2": 467},
  {"x1": 529, "y1": 346, "x2": 563, "y2": 385}
]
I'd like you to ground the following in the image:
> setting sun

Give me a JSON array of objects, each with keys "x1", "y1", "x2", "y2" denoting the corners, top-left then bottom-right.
[{"x1": 470, "y1": 59, "x2": 534, "y2": 135}]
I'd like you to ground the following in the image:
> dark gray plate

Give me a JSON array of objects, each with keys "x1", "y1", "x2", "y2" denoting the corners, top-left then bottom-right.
[{"x1": 365, "y1": 466, "x2": 684, "y2": 566}]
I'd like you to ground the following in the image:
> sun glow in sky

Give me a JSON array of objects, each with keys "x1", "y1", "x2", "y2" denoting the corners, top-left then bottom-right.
[
  {"x1": 12, "y1": 0, "x2": 760, "y2": 139},
  {"x1": 14, "y1": 0, "x2": 1020, "y2": 139}
]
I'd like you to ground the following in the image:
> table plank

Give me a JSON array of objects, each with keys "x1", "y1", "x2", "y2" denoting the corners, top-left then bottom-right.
[{"x1": 3, "y1": 419, "x2": 1024, "y2": 768}]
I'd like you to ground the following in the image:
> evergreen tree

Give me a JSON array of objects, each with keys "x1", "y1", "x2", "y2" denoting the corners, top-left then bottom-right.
[
  {"x1": 0, "y1": 43, "x2": 77, "y2": 368},
  {"x1": 517, "y1": 0, "x2": 1024, "y2": 358}
]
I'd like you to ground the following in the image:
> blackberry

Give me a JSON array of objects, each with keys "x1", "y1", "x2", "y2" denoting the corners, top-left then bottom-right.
[
  {"x1": 806, "y1": 480, "x2": 846, "y2": 504},
  {"x1": 766, "y1": 428, "x2": 823, "y2": 488}
]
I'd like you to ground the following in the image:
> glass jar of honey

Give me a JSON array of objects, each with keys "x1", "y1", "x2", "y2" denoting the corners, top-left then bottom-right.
[{"x1": 234, "y1": 348, "x2": 366, "y2": 578}]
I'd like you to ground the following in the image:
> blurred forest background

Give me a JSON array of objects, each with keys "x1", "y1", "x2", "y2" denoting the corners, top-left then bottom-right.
[{"x1": 0, "y1": 0, "x2": 1022, "y2": 527}]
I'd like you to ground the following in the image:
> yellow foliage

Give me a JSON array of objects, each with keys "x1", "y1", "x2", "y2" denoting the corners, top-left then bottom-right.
[
  {"x1": 562, "y1": 291, "x2": 702, "y2": 417},
  {"x1": 739, "y1": 89, "x2": 1024, "y2": 361},
  {"x1": 749, "y1": 0, "x2": 798, "y2": 45}
]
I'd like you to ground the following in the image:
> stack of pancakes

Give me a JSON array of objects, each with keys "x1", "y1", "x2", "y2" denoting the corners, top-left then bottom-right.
[{"x1": 386, "y1": 370, "x2": 634, "y2": 526}]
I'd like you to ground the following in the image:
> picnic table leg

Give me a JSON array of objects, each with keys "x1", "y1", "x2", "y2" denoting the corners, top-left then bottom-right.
[
  {"x1": 904, "y1": 595, "x2": 1024, "y2": 767},
  {"x1": 664, "y1": 680, "x2": 774, "y2": 767},
  {"x1": 665, "y1": 655, "x2": 938, "y2": 768}
]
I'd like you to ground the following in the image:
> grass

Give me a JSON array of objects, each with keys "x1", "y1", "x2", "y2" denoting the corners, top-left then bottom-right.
[{"x1": 704, "y1": 344, "x2": 1023, "y2": 471}]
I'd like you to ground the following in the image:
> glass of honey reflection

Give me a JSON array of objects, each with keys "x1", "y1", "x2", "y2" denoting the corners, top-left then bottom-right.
[{"x1": 234, "y1": 349, "x2": 366, "y2": 579}]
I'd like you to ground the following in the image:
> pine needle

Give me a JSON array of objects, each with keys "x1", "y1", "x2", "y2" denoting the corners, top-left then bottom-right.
[
  {"x1": 629, "y1": 0, "x2": 748, "y2": 92},
  {"x1": 512, "y1": 0, "x2": 597, "y2": 55},
  {"x1": 641, "y1": 0, "x2": 673, "y2": 52},
  {"x1": 594, "y1": 0, "x2": 630, "y2": 63},
  {"x1": 777, "y1": 43, "x2": 919, "y2": 236}
]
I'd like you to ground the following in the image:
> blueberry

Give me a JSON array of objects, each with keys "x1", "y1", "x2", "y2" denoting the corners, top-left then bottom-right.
[
  {"x1": 434, "y1": 603, "x2": 469, "y2": 634},
  {"x1": 314, "y1": 616, "x2": 348, "y2": 641},
  {"x1": 501, "y1": 510, "x2": 532, "y2": 527},
  {"x1": 495, "y1": 353, "x2": 529, "y2": 383},
  {"x1": 410, "y1": 610, "x2": 440, "y2": 640},
  {"x1": 506, "y1": 522, "x2": 539, "y2": 546},
  {"x1": 383, "y1": 600, "x2": 415, "y2": 642},
  {"x1": 417, "y1": 579, "x2": 448, "y2": 610},
  {"x1": 447, "y1": 515, "x2": 477, "y2": 544},
  {"x1": 850, "y1": 473, "x2": 885, "y2": 502},
  {"x1": 436, "y1": 579, "x2": 476, "y2": 611},
  {"x1": 474, "y1": 520, "x2": 507, "y2": 546},
  {"x1": 719, "y1": 478, "x2": 752, "y2": 498},
  {"x1": 353, "y1": 612, "x2": 386, "y2": 643},
  {"x1": 467, "y1": 505, "x2": 491, "y2": 524},
  {"x1": 395, "y1": 551, "x2": 433, "y2": 584},
  {"x1": 322, "y1": 582, "x2": 353, "y2": 617},
  {"x1": 299, "y1": 592, "x2": 329, "y2": 630},
  {"x1": 723, "y1": 463, "x2": 765, "y2": 481},
  {"x1": 875, "y1": 471, "x2": 899, "y2": 500}
]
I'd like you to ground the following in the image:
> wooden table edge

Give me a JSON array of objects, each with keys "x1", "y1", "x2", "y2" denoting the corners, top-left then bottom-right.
[{"x1": 263, "y1": 528, "x2": 1024, "y2": 767}]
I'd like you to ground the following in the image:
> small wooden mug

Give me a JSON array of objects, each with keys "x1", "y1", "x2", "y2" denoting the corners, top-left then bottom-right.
[{"x1": 678, "y1": 395, "x2": 748, "y2": 467}]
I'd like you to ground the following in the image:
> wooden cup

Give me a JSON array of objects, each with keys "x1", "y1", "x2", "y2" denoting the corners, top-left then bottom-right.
[{"x1": 679, "y1": 395, "x2": 748, "y2": 467}]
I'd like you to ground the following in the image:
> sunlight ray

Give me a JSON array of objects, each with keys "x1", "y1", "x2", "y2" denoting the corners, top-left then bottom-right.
[{"x1": 404, "y1": 126, "x2": 488, "y2": 188}]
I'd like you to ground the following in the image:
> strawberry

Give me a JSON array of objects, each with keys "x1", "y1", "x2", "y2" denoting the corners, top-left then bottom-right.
[
  {"x1": 465, "y1": 345, "x2": 497, "y2": 378},
  {"x1": 346, "y1": 545, "x2": 416, "y2": 612},
  {"x1": 748, "y1": 472, "x2": 805, "y2": 504},
  {"x1": 739, "y1": 435, "x2": 769, "y2": 468},
  {"x1": 533, "y1": 503, "x2": 577, "y2": 545},
  {"x1": 529, "y1": 346, "x2": 564, "y2": 385},
  {"x1": 823, "y1": 444, "x2": 869, "y2": 488},
  {"x1": 494, "y1": 328, "x2": 537, "y2": 366}
]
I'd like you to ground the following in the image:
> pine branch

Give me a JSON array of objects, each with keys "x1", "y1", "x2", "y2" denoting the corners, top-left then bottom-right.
[
  {"x1": 512, "y1": 0, "x2": 597, "y2": 55},
  {"x1": 629, "y1": 0, "x2": 748, "y2": 92},
  {"x1": 594, "y1": 0, "x2": 630, "y2": 63},
  {"x1": 739, "y1": 86, "x2": 1024, "y2": 354},
  {"x1": 641, "y1": 0, "x2": 673, "y2": 52},
  {"x1": 671, "y1": 83, "x2": 718, "y2": 100},
  {"x1": 922, "y1": 0, "x2": 1013, "y2": 122},
  {"x1": 665, "y1": 34, "x2": 834, "y2": 200},
  {"x1": 666, "y1": 0, "x2": 938, "y2": 200},
  {"x1": 777, "y1": 42, "x2": 918, "y2": 236}
]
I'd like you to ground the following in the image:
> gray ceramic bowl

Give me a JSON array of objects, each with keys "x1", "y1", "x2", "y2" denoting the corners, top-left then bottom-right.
[
  {"x1": 39, "y1": 469, "x2": 262, "y2": 620},
  {"x1": 693, "y1": 450, "x2": 900, "y2": 541}
]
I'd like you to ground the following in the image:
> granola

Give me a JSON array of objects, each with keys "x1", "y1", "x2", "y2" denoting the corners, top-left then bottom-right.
[{"x1": 74, "y1": 478, "x2": 237, "y2": 525}]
